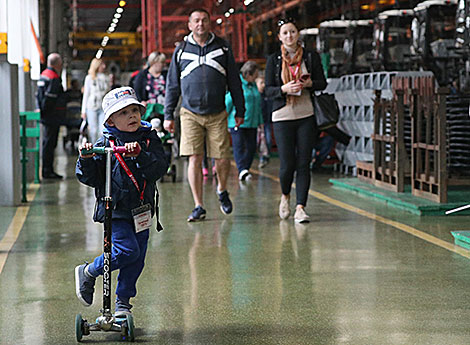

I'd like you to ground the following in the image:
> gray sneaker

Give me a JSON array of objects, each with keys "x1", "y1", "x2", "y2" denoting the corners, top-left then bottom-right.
[
  {"x1": 279, "y1": 197, "x2": 290, "y2": 220},
  {"x1": 75, "y1": 263, "x2": 96, "y2": 307},
  {"x1": 294, "y1": 207, "x2": 310, "y2": 223}
]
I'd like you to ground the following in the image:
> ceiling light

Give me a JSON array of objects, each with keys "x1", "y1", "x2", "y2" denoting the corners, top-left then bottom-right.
[
  {"x1": 113, "y1": 18, "x2": 119, "y2": 23},
  {"x1": 216, "y1": 18, "x2": 222, "y2": 24},
  {"x1": 229, "y1": 8, "x2": 234, "y2": 13},
  {"x1": 225, "y1": 12, "x2": 230, "y2": 17},
  {"x1": 119, "y1": 0, "x2": 126, "y2": 7},
  {"x1": 116, "y1": 8, "x2": 123, "y2": 13},
  {"x1": 114, "y1": 13, "x2": 122, "y2": 19},
  {"x1": 108, "y1": 27, "x2": 115, "y2": 32},
  {"x1": 96, "y1": 49, "x2": 103, "y2": 59}
]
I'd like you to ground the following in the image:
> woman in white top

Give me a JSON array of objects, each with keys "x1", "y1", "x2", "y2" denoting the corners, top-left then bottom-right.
[
  {"x1": 265, "y1": 18, "x2": 327, "y2": 223},
  {"x1": 81, "y1": 58, "x2": 109, "y2": 143}
]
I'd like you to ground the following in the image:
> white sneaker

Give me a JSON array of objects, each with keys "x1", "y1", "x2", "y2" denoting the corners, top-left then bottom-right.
[
  {"x1": 294, "y1": 207, "x2": 310, "y2": 223},
  {"x1": 239, "y1": 169, "x2": 250, "y2": 181},
  {"x1": 279, "y1": 197, "x2": 290, "y2": 220}
]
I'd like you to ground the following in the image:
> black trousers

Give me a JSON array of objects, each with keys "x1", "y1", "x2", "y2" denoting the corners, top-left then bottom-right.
[
  {"x1": 273, "y1": 115, "x2": 317, "y2": 206},
  {"x1": 41, "y1": 123, "x2": 60, "y2": 174}
]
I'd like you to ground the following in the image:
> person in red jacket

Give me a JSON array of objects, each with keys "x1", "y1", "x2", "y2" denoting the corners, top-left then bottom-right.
[{"x1": 36, "y1": 53, "x2": 68, "y2": 179}]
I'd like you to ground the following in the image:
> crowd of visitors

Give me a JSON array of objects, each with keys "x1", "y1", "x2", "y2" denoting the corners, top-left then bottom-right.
[
  {"x1": 38, "y1": 9, "x2": 345, "y2": 225},
  {"x1": 33, "y1": 8, "x2": 349, "y2": 319}
]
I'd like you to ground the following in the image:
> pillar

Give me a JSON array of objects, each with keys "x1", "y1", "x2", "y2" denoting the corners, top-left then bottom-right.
[{"x1": 0, "y1": 55, "x2": 21, "y2": 206}]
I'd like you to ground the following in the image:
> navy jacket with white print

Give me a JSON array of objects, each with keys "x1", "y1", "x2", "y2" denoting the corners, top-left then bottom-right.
[{"x1": 164, "y1": 32, "x2": 245, "y2": 120}]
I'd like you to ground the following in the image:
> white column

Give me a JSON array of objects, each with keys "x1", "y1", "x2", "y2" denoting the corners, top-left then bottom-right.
[{"x1": 0, "y1": 55, "x2": 21, "y2": 206}]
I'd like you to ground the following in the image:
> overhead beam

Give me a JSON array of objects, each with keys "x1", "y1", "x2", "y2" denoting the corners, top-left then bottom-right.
[
  {"x1": 71, "y1": 3, "x2": 139, "y2": 8},
  {"x1": 72, "y1": 43, "x2": 141, "y2": 50},
  {"x1": 247, "y1": 0, "x2": 306, "y2": 26},
  {"x1": 70, "y1": 31, "x2": 142, "y2": 39}
]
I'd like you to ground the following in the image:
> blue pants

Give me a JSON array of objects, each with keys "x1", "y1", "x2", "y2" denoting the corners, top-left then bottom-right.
[
  {"x1": 313, "y1": 134, "x2": 335, "y2": 166},
  {"x1": 264, "y1": 122, "x2": 273, "y2": 155},
  {"x1": 88, "y1": 219, "x2": 149, "y2": 299},
  {"x1": 230, "y1": 127, "x2": 257, "y2": 173}
]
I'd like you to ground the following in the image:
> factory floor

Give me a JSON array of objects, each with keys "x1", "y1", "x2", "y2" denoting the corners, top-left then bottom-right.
[{"x1": 1, "y1": 147, "x2": 470, "y2": 345}]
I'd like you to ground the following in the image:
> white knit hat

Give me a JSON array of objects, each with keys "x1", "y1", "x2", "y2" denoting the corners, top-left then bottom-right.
[{"x1": 102, "y1": 87, "x2": 146, "y2": 124}]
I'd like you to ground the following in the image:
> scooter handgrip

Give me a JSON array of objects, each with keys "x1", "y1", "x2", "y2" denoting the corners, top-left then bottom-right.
[
  {"x1": 81, "y1": 147, "x2": 105, "y2": 155},
  {"x1": 113, "y1": 145, "x2": 141, "y2": 155},
  {"x1": 113, "y1": 146, "x2": 128, "y2": 154}
]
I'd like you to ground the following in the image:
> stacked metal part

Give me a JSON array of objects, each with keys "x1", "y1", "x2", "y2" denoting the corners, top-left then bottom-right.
[
  {"x1": 327, "y1": 72, "x2": 395, "y2": 174},
  {"x1": 327, "y1": 71, "x2": 439, "y2": 175},
  {"x1": 446, "y1": 95, "x2": 470, "y2": 177}
]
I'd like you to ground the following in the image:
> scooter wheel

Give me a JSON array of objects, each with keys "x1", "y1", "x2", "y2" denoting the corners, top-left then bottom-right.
[
  {"x1": 126, "y1": 314, "x2": 135, "y2": 342},
  {"x1": 75, "y1": 314, "x2": 84, "y2": 342}
]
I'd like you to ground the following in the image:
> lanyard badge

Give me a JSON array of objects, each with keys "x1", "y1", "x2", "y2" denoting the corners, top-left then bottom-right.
[
  {"x1": 110, "y1": 139, "x2": 153, "y2": 232},
  {"x1": 131, "y1": 204, "x2": 153, "y2": 233}
]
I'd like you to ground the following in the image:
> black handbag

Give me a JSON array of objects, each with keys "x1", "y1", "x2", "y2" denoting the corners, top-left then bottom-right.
[{"x1": 313, "y1": 93, "x2": 340, "y2": 130}]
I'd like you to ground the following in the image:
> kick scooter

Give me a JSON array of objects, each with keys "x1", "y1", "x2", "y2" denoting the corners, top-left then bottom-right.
[{"x1": 75, "y1": 144, "x2": 140, "y2": 342}]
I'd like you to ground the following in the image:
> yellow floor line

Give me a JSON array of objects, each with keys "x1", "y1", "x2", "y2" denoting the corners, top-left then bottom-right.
[
  {"x1": 0, "y1": 184, "x2": 40, "y2": 274},
  {"x1": 252, "y1": 167, "x2": 470, "y2": 259}
]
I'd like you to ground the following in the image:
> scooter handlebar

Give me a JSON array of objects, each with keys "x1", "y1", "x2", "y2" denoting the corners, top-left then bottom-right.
[
  {"x1": 81, "y1": 145, "x2": 139, "y2": 156},
  {"x1": 113, "y1": 146, "x2": 129, "y2": 154}
]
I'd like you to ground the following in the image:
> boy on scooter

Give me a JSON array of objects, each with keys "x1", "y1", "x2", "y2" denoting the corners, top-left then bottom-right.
[{"x1": 75, "y1": 86, "x2": 168, "y2": 317}]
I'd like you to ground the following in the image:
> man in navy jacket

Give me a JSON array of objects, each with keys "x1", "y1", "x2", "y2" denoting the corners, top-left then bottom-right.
[
  {"x1": 36, "y1": 53, "x2": 68, "y2": 179},
  {"x1": 164, "y1": 8, "x2": 245, "y2": 222}
]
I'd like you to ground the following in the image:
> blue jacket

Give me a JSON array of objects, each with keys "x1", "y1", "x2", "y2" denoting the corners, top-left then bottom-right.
[
  {"x1": 164, "y1": 32, "x2": 245, "y2": 120},
  {"x1": 226, "y1": 74, "x2": 263, "y2": 129},
  {"x1": 76, "y1": 121, "x2": 168, "y2": 228}
]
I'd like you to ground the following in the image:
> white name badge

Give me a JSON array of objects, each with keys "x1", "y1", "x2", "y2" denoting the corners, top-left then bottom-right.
[{"x1": 131, "y1": 204, "x2": 153, "y2": 233}]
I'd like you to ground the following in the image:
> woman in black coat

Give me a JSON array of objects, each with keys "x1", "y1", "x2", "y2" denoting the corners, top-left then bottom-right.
[{"x1": 265, "y1": 18, "x2": 327, "y2": 223}]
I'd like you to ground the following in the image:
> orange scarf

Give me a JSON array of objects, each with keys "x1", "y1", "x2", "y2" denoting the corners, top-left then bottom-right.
[{"x1": 281, "y1": 44, "x2": 303, "y2": 105}]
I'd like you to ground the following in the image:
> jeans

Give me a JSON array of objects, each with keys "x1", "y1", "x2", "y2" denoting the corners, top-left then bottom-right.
[
  {"x1": 88, "y1": 219, "x2": 149, "y2": 299},
  {"x1": 86, "y1": 108, "x2": 105, "y2": 144},
  {"x1": 313, "y1": 134, "x2": 335, "y2": 166},
  {"x1": 273, "y1": 116, "x2": 317, "y2": 206},
  {"x1": 230, "y1": 127, "x2": 258, "y2": 173},
  {"x1": 264, "y1": 122, "x2": 273, "y2": 155}
]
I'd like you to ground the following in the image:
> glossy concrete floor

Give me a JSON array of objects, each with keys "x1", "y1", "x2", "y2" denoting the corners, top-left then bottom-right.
[{"x1": 1, "y1": 148, "x2": 470, "y2": 345}]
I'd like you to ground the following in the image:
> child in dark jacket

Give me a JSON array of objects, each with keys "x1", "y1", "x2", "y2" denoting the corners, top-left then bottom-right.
[{"x1": 75, "y1": 86, "x2": 168, "y2": 316}]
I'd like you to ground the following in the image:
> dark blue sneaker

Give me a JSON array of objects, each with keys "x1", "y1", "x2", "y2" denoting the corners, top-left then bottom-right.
[
  {"x1": 188, "y1": 206, "x2": 206, "y2": 222},
  {"x1": 75, "y1": 263, "x2": 96, "y2": 307},
  {"x1": 217, "y1": 190, "x2": 233, "y2": 215},
  {"x1": 115, "y1": 297, "x2": 133, "y2": 318}
]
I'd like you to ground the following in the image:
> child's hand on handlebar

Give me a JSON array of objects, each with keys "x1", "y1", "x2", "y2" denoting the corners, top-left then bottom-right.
[
  {"x1": 123, "y1": 142, "x2": 141, "y2": 158},
  {"x1": 79, "y1": 142, "x2": 95, "y2": 159}
]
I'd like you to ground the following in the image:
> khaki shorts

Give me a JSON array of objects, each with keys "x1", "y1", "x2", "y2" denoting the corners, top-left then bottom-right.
[{"x1": 179, "y1": 107, "x2": 231, "y2": 159}]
